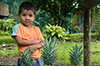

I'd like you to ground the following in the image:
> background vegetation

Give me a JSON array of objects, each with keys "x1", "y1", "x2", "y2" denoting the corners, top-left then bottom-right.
[{"x1": 1, "y1": 0, "x2": 100, "y2": 66}]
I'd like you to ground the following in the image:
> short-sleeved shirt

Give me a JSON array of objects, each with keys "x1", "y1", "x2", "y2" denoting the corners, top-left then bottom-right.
[{"x1": 11, "y1": 23, "x2": 44, "y2": 59}]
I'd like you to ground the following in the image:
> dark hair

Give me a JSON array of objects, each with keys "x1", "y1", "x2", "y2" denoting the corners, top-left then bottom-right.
[{"x1": 19, "y1": 1, "x2": 35, "y2": 15}]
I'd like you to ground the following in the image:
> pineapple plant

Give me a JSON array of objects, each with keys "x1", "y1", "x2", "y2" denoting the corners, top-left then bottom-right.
[
  {"x1": 41, "y1": 37, "x2": 58, "y2": 66},
  {"x1": 69, "y1": 44, "x2": 83, "y2": 66},
  {"x1": 19, "y1": 48, "x2": 33, "y2": 66}
]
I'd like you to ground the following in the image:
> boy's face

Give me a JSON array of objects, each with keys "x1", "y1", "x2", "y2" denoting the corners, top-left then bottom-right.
[{"x1": 18, "y1": 9, "x2": 36, "y2": 27}]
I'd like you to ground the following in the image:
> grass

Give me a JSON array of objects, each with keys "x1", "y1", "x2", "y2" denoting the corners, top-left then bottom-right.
[
  {"x1": 0, "y1": 43, "x2": 18, "y2": 56},
  {"x1": 54, "y1": 40, "x2": 100, "y2": 65},
  {"x1": 0, "y1": 36, "x2": 16, "y2": 44},
  {"x1": 90, "y1": 41, "x2": 100, "y2": 65}
]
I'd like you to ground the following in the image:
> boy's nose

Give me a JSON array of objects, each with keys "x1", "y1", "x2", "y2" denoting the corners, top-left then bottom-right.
[{"x1": 26, "y1": 16, "x2": 29, "y2": 19}]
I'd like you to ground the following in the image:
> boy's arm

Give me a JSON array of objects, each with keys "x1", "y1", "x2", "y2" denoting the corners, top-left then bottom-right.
[
  {"x1": 29, "y1": 42, "x2": 44, "y2": 52},
  {"x1": 15, "y1": 36, "x2": 40, "y2": 46}
]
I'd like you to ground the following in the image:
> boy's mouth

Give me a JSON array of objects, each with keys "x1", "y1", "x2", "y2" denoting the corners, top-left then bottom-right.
[{"x1": 25, "y1": 21, "x2": 30, "y2": 23}]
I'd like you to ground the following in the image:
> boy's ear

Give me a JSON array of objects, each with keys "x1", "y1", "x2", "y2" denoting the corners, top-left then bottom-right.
[
  {"x1": 34, "y1": 15, "x2": 36, "y2": 19},
  {"x1": 18, "y1": 14, "x2": 20, "y2": 19}
]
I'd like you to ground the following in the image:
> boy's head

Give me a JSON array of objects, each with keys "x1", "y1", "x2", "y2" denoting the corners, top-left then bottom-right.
[
  {"x1": 18, "y1": 1, "x2": 36, "y2": 27},
  {"x1": 19, "y1": 1, "x2": 35, "y2": 15}
]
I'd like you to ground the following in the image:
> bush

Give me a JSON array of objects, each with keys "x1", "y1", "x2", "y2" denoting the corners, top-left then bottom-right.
[
  {"x1": 0, "y1": 30, "x2": 11, "y2": 36},
  {"x1": 66, "y1": 33, "x2": 97, "y2": 41},
  {"x1": 73, "y1": 25, "x2": 80, "y2": 32},
  {"x1": 43, "y1": 33, "x2": 97, "y2": 42},
  {"x1": 44, "y1": 24, "x2": 67, "y2": 39},
  {"x1": 0, "y1": 36, "x2": 16, "y2": 44},
  {"x1": 68, "y1": 33, "x2": 83, "y2": 41},
  {"x1": 0, "y1": 19, "x2": 16, "y2": 32}
]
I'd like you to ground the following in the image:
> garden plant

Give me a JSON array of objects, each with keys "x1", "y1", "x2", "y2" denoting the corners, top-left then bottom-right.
[
  {"x1": 41, "y1": 37, "x2": 59, "y2": 66},
  {"x1": 19, "y1": 48, "x2": 33, "y2": 66},
  {"x1": 69, "y1": 44, "x2": 83, "y2": 66}
]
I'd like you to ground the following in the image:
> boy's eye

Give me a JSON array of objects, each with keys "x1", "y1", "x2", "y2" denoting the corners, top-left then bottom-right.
[
  {"x1": 23, "y1": 14, "x2": 26, "y2": 16},
  {"x1": 29, "y1": 15, "x2": 32, "y2": 17}
]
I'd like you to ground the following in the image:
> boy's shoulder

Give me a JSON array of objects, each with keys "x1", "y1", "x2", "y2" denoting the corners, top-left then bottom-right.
[
  {"x1": 14, "y1": 23, "x2": 21, "y2": 27},
  {"x1": 13, "y1": 23, "x2": 21, "y2": 30}
]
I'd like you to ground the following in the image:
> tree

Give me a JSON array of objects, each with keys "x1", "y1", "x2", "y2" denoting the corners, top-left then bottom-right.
[{"x1": 28, "y1": 0, "x2": 84, "y2": 27}]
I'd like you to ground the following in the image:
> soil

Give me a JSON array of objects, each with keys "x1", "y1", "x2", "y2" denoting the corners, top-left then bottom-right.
[{"x1": 0, "y1": 55, "x2": 18, "y2": 66}]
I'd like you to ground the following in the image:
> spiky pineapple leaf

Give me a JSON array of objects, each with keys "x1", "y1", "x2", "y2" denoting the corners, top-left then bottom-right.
[
  {"x1": 41, "y1": 37, "x2": 58, "y2": 65},
  {"x1": 19, "y1": 48, "x2": 33, "y2": 66},
  {"x1": 69, "y1": 44, "x2": 83, "y2": 65}
]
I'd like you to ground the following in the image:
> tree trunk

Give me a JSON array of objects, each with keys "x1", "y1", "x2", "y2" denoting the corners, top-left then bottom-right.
[{"x1": 84, "y1": 8, "x2": 91, "y2": 66}]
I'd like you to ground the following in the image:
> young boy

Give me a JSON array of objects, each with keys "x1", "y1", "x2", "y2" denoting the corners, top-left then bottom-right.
[{"x1": 11, "y1": 1, "x2": 44, "y2": 66}]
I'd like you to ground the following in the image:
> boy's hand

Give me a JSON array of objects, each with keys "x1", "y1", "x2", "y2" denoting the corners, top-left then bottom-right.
[
  {"x1": 29, "y1": 44, "x2": 41, "y2": 52},
  {"x1": 29, "y1": 42, "x2": 43, "y2": 52}
]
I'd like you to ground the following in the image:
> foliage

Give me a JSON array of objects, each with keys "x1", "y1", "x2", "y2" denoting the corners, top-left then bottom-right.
[
  {"x1": 31, "y1": 10, "x2": 54, "y2": 31},
  {"x1": 44, "y1": 24, "x2": 67, "y2": 39},
  {"x1": 29, "y1": 0, "x2": 84, "y2": 27},
  {"x1": 69, "y1": 44, "x2": 83, "y2": 66},
  {"x1": 0, "y1": 30, "x2": 11, "y2": 36},
  {"x1": 66, "y1": 33, "x2": 97, "y2": 41},
  {"x1": 74, "y1": 25, "x2": 80, "y2": 31},
  {"x1": 0, "y1": 19, "x2": 16, "y2": 36},
  {"x1": 0, "y1": 19, "x2": 16, "y2": 30},
  {"x1": 43, "y1": 32, "x2": 97, "y2": 42},
  {"x1": 41, "y1": 37, "x2": 58, "y2": 65},
  {"x1": 92, "y1": 5, "x2": 100, "y2": 39},
  {"x1": 0, "y1": 36, "x2": 16, "y2": 44},
  {"x1": 19, "y1": 48, "x2": 33, "y2": 66},
  {"x1": 63, "y1": 14, "x2": 78, "y2": 34},
  {"x1": 67, "y1": 33, "x2": 83, "y2": 41}
]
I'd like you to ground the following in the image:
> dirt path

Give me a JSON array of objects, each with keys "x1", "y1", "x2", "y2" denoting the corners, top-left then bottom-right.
[{"x1": 0, "y1": 56, "x2": 18, "y2": 66}]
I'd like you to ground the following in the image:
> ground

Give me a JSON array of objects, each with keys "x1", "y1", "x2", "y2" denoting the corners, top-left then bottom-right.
[{"x1": 0, "y1": 55, "x2": 18, "y2": 66}]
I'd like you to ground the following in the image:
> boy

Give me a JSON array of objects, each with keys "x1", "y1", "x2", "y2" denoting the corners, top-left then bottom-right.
[{"x1": 11, "y1": 1, "x2": 44, "y2": 66}]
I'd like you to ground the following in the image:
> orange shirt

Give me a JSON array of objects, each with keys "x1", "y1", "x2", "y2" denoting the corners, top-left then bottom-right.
[{"x1": 11, "y1": 23, "x2": 44, "y2": 59}]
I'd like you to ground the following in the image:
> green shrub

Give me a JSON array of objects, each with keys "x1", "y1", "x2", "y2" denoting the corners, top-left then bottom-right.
[
  {"x1": 0, "y1": 36, "x2": 16, "y2": 44},
  {"x1": 0, "y1": 19, "x2": 16, "y2": 33},
  {"x1": 0, "y1": 30, "x2": 11, "y2": 36},
  {"x1": 68, "y1": 33, "x2": 83, "y2": 41},
  {"x1": 73, "y1": 25, "x2": 80, "y2": 32},
  {"x1": 42, "y1": 34, "x2": 47, "y2": 38},
  {"x1": 44, "y1": 24, "x2": 67, "y2": 39},
  {"x1": 65, "y1": 33, "x2": 97, "y2": 41},
  {"x1": 43, "y1": 32, "x2": 97, "y2": 41}
]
